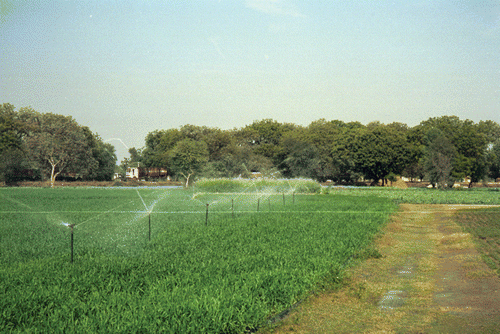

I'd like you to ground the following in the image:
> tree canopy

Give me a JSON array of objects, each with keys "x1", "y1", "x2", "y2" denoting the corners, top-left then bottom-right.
[
  {"x1": 0, "y1": 104, "x2": 117, "y2": 184},
  {"x1": 3, "y1": 101, "x2": 499, "y2": 188},
  {"x1": 133, "y1": 115, "x2": 500, "y2": 187}
]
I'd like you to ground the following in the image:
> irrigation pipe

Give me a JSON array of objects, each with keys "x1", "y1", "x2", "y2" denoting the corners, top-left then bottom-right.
[{"x1": 0, "y1": 210, "x2": 394, "y2": 214}]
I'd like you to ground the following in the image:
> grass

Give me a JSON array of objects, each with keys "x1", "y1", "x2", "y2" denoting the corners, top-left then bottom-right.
[
  {"x1": 0, "y1": 186, "x2": 396, "y2": 333},
  {"x1": 328, "y1": 186, "x2": 500, "y2": 204}
]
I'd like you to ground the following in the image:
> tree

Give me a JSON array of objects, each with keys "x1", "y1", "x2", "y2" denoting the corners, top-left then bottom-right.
[
  {"x1": 280, "y1": 140, "x2": 321, "y2": 179},
  {"x1": 488, "y1": 140, "x2": 500, "y2": 180},
  {"x1": 417, "y1": 116, "x2": 489, "y2": 186},
  {"x1": 0, "y1": 103, "x2": 26, "y2": 154},
  {"x1": 142, "y1": 129, "x2": 182, "y2": 168},
  {"x1": 0, "y1": 104, "x2": 31, "y2": 183},
  {"x1": 351, "y1": 124, "x2": 411, "y2": 185},
  {"x1": 169, "y1": 138, "x2": 209, "y2": 187},
  {"x1": 423, "y1": 128, "x2": 457, "y2": 188},
  {"x1": 236, "y1": 119, "x2": 291, "y2": 164},
  {"x1": 128, "y1": 147, "x2": 142, "y2": 166},
  {"x1": 23, "y1": 113, "x2": 97, "y2": 187},
  {"x1": 86, "y1": 140, "x2": 117, "y2": 181}
]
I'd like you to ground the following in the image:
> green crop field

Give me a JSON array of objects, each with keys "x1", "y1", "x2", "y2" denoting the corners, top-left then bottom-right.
[
  {"x1": 0, "y1": 184, "x2": 396, "y2": 333},
  {"x1": 328, "y1": 186, "x2": 500, "y2": 205}
]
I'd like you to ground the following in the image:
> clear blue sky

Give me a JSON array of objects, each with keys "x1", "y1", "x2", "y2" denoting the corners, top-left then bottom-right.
[{"x1": 1, "y1": 1, "x2": 499, "y2": 161}]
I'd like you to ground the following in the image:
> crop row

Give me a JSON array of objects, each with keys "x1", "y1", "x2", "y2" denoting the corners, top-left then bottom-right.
[
  {"x1": 0, "y1": 188, "x2": 395, "y2": 332},
  {"x1": 329, "y1": 186, "x2": 500, "y2": 204}
]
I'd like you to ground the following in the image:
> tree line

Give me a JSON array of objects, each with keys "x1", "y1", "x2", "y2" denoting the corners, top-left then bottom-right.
[
  {"x1": 0, "y1": 103, "x2": 117, "y2": 186},
  {"x1": 124, "y1": 116, "x2": 500, "y2": 188},
  {"x1": 3, "y1": 101, "x2": 500, "y2": 188}
]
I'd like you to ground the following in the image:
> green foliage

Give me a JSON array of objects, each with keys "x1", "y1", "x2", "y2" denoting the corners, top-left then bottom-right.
[
  {"x1": 169, "y1": 138, "x2": 209, "y2": 186},
  {"x1": 0, "y1": 103, "x2": 25, "y2": 154},
  {"x1": 195, "y1": 178, "x2": 321, "y2": 194},
  {"x1": 424, "y1": 128, "x2": 457, "y2": 188},
  {"x1": 418, "y1": 116, "x2": 490, "y2": 184},
  {"x1": 0, "y1": 188, "x2": 395, "y2": 332},
  {"x1": 351, "y1": 123, "x2": 412, "y2": 184},
  {"x1": 22, "y1": 112, "x2": 100, "y2": 186},
  {"x1": 136, "y1": 116, "x2": 500, "y2": 185}
]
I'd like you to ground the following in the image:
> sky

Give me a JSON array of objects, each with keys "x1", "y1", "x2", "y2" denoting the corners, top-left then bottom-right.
[{"x1": 1, "y1": 0, "x2": 499, "y2": 162}]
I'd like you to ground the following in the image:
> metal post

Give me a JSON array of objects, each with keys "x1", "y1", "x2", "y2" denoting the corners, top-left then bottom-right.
[
  {"x1": 283, "y1": 192, "x2": 285, "y2": 206},
  {"x1": 269, "y1": 197, "x2": 271, "y2": 210},
  {"x1": 69, "y1": 224, "x2": 75, "y2": 263},
  {"x1": 293, "y1": 192, "x2": 295, "y2": 204},
  {"x1": 232, "y1": 199, "x2": 234, "y2": 218},
  {"x1": 257, "y1": 198, "x2": 260, "y2": 211},
  {"x1": 206, "y1": 203, "x2": 209, "y2": 226},
  {"x1": 149, "y1": 214, "x2": 151, "y2": 241}
]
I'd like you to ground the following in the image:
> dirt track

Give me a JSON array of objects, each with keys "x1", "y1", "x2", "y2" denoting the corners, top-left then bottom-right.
[{"x1": 266, "y1": 204, "x2": 500, "y2": 333}]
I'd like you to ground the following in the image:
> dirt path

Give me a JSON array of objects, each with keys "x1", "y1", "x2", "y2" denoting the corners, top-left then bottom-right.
[{"x1": 264, "y1": 204, "x2": 500, "y2": 333}]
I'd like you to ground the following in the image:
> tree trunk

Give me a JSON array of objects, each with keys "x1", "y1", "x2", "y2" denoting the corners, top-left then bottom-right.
[
  {"x1": 49, "y1": 159, "x2": 62, "y2": 188},
  {"x1": 181, "y1": 172, "x2": 193, "y2": 188},
  {"x1": 50, "y1": 163, "x2": 57, "y2": 188}
]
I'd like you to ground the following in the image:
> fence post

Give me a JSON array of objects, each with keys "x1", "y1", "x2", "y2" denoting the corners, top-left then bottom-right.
[
  {"x1": 293, "y1": 191, "x2": 295, "y2": 204},
  {"x1": 269, "y1": 197, "x2": 271, "y2": 210},
  {"x1": 232, "y1": 199, "x2": 234, "y2": 218},
  {"x1": 283, "y1": 192, "x2": 285, "y2": 206},
  {"x1": 257, "y1": 198, "x2": 260, "y2": 211},
  {"x1": 149, "y1": 214, "x2": 151, "y2": 241}
]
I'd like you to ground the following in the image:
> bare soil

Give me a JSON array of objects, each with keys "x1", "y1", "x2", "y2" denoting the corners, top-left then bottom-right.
[{"x1": 262, "y1": 204, "x2": 500, "y2": 333}]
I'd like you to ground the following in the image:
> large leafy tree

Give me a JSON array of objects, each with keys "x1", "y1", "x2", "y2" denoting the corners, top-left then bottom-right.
[
  {"x1": 236, "y1": 119, "x2": 293, "y2": 164},
  {"x1": 351, "y1": 123, "x2": 411, "y2": 185},
  {"x1": 0, "y1": 104, "x2": 31, "y2": 183},
  {"x1": 81, "y1": 127, "x2": 117, "y2": 181},
  {"x1": 280, "y1": 139, "x2": 321, "y2": 179},
  {"x1": 418, "y1": 116, "x2": 489, "y2": 186},
  {"x1": 424, "y1": 128, "x2": 457, "y2": 188},
  {"x1": 23, "y1": 113, "x2": 98, "y2": 187},
  {"x1": 142, "y1": 129, "x2": 182, "y2": 168},
  {"x1": 0, "y1": 103, "x2": 26, "y2": 154},
  {"x1": 169, "y1": 138, "x2": 209, "y2": 187}
]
